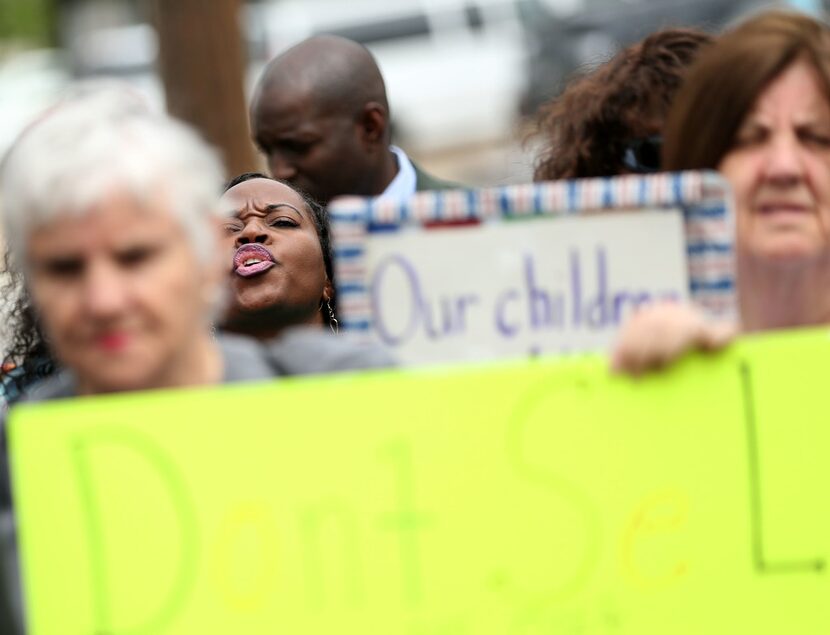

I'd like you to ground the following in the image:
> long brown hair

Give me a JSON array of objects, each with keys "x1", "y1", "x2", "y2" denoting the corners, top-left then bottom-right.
[
  {"x1": 531, "y1": 28, "x2": 713, "y2": 180},
  {"x1": 664, "y1": 11, "x2": 830, "y2": 171}
]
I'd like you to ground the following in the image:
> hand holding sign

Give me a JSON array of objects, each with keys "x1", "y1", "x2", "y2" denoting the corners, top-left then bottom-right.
[{"x1": 611, "y1": 301, "x2": 738, "y2": 375}]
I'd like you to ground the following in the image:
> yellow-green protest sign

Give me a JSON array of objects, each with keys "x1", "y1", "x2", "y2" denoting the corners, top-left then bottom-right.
[{"x1": 9, "y1": 328, "x2": 830, "y2": 634}]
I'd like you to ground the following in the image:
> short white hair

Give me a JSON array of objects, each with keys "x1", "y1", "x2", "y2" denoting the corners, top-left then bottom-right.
[{"x1": 0, "y1": 82, "x2": 227, "y2": 269}]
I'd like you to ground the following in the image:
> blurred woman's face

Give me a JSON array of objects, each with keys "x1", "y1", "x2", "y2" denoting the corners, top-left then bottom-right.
[
  {"x1": 719, "y1": 60, "x2": 830, "y2": 265},
  {"x1": 221, "y1": 179, "x2": 330, "y2": 328},
  {"x1": 26, "y1": 190, "x2": 216, "y2": 393}
]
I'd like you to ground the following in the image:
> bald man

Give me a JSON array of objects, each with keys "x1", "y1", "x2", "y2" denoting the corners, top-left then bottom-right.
[{"x1": 250, "y1": 35, "x2": 457, "y2": 206}]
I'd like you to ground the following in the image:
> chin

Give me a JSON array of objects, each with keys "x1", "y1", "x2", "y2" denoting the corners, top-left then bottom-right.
[
  {"x1": 231, "y1": 285, "x2": 279, "y2": 310},
  {"x1": 751, "y1": 240, "x2": 827, "y2": 266},
  {"x1": 230, "y1": 298, "x2": 277, "y2": 316},
  {"x1": 81, "y1": 373, "x2": 155, "y2": 394},
  {"x1": 74, "y1": 357, "x2": 163, "y2": 393}
]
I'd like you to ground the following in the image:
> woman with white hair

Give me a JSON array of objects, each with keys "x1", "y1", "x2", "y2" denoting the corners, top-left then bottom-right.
[
  {"x1": 0, "y1": 86, "x2": 274, "y2": 399},
  {"x1": 0, "y1": 84, "x2": 284, "y2": 630}
]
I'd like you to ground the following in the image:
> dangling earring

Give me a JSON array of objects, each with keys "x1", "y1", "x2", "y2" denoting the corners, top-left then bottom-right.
[{"x1": 326, "y1": 300, "x2": 339, "y2": 334}]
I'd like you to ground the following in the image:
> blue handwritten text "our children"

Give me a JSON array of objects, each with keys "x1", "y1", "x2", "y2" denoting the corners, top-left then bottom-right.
[{"x1": 369, "y1": 248, "x2": 681, "y2": 347}]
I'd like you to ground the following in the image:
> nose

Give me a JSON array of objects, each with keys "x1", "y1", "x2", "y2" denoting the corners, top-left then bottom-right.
[
  {"x1": 762, "y1": 131, "x2": 806, "y2": 186},
  {"x1": 235, "y1": 219, "x2": 269, "y2": 247},
  {"x1": 81, "y1": 261, "x2": 128, "y2": 320},
  {"x1": 268, "y1": 152, "x2": 297, "y2": 181}
]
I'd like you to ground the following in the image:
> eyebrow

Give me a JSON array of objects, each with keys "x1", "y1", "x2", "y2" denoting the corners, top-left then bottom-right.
[{"x1": 266, "y1": 203, "x2": 305, "y2": 217}]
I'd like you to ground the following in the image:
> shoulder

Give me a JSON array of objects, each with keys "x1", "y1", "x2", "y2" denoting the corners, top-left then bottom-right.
[
  {"x1": 412, "y1": 161, "x2": 462, "y2": 192},
  {"x1": 264, "y1": 327, "x2": 397, "y2": 376},
  {"x1": 18, "y1": 337, "x2": 276, "y2": 392},
  {"x1": 217, "y1": 334, "x2": 275, "y2": 383},
  {"x1": 19, "y1": 372, "x2": 76, "y2": 403}
]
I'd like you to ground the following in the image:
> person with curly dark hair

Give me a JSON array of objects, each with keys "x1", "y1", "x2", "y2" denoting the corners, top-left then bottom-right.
[
  {"x1": 0, "y1": 250, "x2": 55, "y2": 410},
  {"x1": 531, "y1": 27, "x2": 714, "y2": 180}
]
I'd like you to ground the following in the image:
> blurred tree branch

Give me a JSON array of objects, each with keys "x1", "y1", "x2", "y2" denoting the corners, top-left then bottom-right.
[{"x1": 151, "y1": 0, "x2": 257, "y2": 178}]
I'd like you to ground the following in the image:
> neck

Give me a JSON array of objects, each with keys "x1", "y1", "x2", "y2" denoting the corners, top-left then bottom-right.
[
  {"x1": 78, "y1": 329, "x2": 223, "y2": 395},
  {"x1": 373, "y1": 146, "x2": 399, "y2": 195},
  {"x1": 738, "y1": 253, "x2": 830, "y2": 332},
  {"x1": 222, "y1": 304, "x2": 324, "y2": 342}
]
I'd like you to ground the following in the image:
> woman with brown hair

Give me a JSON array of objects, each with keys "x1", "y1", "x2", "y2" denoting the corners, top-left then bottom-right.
[
  {"x1": 613, "y1": 11, "x2": 830, "y2": 372},
  {"x1": 531, "y1": 27, "x2": 713, "y2": 180}
]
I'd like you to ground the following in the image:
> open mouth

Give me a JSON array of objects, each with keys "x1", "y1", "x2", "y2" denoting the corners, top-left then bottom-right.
[{"x1": 233, "y1": 244, "x2": 276, "y2": 278}]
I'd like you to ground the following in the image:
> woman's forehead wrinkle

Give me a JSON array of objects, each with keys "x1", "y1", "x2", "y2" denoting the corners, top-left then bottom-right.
[
  {"x1": 223, "y1": 198, "x2": 261, "y2": 221},
  {"x1": 232, "y1": 196, "x2": 272, "y2": 217}
]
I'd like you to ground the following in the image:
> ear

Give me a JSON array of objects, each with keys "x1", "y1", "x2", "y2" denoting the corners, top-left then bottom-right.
[
  {"x1": 357, "y1": 101, "x2": 389, "y2": 148},
  {"x1": 321, "y1": 278, "x2": 335, "y2": 303}
]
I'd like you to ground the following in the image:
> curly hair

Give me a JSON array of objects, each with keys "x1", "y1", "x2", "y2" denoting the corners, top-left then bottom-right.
[
  {"x1": 531, "y1": 28, "x2": 714, "y2": 180},
  {"x1": 0, "y1": 249, "x2": 55, "y2": 402},
  {"x1": 223, "y1": 172, "x2": 337, "y2": 330}
]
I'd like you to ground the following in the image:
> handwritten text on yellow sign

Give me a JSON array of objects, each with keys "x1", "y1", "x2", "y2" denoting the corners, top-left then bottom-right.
[{"x1": 10, "y1": 328, "x2": 830, "y2": 634}]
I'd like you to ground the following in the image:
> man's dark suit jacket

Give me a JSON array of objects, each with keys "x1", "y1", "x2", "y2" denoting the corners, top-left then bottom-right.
[{"x1": 413, "y1": 162, "x2": 461, "y2": 192}]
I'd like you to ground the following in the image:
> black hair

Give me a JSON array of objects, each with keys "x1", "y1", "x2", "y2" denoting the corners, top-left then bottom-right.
[{"x1": 0, "y1": 250, "x2": 56, "y2": 403}]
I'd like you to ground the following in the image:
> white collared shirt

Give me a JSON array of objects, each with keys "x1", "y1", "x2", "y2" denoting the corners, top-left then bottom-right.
[{"x1": 378, "y1": 145, "x2": 417, "y2": 202}]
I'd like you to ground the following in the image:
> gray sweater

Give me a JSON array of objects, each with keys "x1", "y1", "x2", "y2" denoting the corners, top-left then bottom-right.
[{"x1": 20, "y1": 330, "x2": 394, "y2": 401}]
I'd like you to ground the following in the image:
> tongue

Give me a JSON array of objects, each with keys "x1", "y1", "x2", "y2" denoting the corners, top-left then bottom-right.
[{"x1": 236, "y1": 260, "x2": 275, "y2": 278}]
